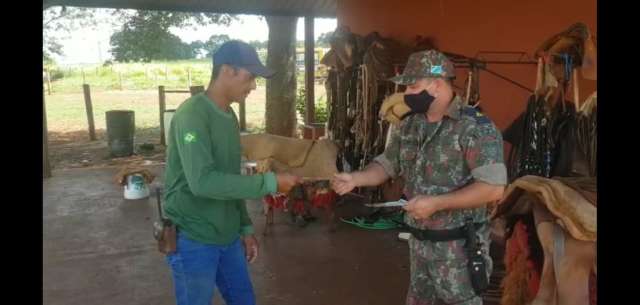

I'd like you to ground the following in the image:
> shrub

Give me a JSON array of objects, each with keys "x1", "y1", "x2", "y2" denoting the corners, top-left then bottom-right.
[{"x1": 296, "y1": 87, "x2": 328, "y2": 123}]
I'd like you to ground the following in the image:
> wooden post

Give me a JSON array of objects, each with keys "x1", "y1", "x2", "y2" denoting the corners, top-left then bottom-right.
[
  {"x1": 239, "y1": 100, "x2": 247, "y2": 131},
  {"x1": 159, "y1": 86, "x2": 166, "y2": 145},
  {"x1": 187, "y1": 68, "x2": 192, "y2": 88},
  {"x1": 82, "y1": 84, "x2": 97, "y2": 141},
  {"x1": 118, "y1": 71, "x2": 123, "y2": 90},
  {"x1": 43, "y1": 89, "x2": 52, "y2": 178},
  {"x1": 45, "y1": 68, "x2": 52, "y2": 95},
  {"x1": 189, "y1": 85, "x2": 205, "y2": 96},
  {"x1": 304, "y1": 16, "x2": 315, "y2": 124}
]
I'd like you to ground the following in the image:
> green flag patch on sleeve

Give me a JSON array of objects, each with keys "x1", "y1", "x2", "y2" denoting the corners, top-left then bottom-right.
[{"x1": 183, "y1": 132, "x2": 197, "y2": 143}]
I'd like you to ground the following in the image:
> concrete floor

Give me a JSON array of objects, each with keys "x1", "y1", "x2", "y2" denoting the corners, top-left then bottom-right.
[{"x1": 43, "y1": 166, "x2": 412, "y2": 305}]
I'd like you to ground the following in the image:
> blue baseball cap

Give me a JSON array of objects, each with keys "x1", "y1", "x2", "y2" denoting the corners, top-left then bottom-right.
[{"x1": 213, "y1": 40, "x2": 275, "y2": 78}]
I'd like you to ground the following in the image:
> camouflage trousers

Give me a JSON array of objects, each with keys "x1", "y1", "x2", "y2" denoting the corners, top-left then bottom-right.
[{"x1": 405, "y1": 236, "x2": 492, "y2": 305}]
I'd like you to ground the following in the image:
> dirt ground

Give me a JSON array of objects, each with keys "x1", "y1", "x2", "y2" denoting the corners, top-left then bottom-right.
[
  {"x1": 43, "y1": 165, "x2": 503, "y2": 305},
  {"x1": 48, "y1": 128, "x2": 165, "y2": 170},
  {"x1": 43, "y1": 165, "x2": 411, "y2": 305}
]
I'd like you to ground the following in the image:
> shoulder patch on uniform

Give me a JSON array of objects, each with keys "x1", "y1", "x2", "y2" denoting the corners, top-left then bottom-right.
[{"x1": 462, "y1": 107, "x2": 491, "y2": 125}]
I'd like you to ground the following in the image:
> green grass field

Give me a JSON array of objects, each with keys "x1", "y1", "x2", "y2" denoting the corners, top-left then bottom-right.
[
  {"x1": 45, "y1": 60, "x2": 327, "y2": 144},
  {"x1": 47, "y1": 59, "x2": 225, "y2": 94},
  {"x1": 45, "y1": 59, "x2": 326, "y2": 94},
  {"x1": 44, "y1": 61, "x2": 328, "y2": 168},
  {"x1": 45, "y1": 85, "x2": 327, "y2": 142}
]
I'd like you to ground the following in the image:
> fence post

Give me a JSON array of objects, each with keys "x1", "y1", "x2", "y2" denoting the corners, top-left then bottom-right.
[
  {"x1": 43, "y1": 88, "x2": 52, "y2": 178},
  {"x1": 189, "y1": 85, "x2": 205, "y2": 96},
  {"x1": 304, "y1": 16, "x2": 316, "y2": 125},
  {"x1": 187, "y1": 68, "x2": 192, "y2": 88},
  {"x1": 83, "y1": 84, "x2": 97, "y2": 141},
  {"x1": 45, "y1": 68, "x2": 52, "y2": 95},
  {"x1": 239, "y1": 100, "x2": 246, "y2": 131},
  {"x1": 159, "y1": 86, "x2": 166, "y2": 146},
  {"x1": 118, "y1": 71, "x2": 123, "y2": 90}
]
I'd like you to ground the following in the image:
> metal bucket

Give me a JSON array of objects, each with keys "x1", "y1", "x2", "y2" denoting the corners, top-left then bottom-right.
[{"x1": 106, "y1": 110, "x2": 135, "y2": 157}]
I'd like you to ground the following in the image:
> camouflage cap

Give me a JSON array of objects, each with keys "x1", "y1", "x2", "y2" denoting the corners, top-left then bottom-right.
[{"x1": 389, "y1": 50, "x2": 455, "y2": 85}]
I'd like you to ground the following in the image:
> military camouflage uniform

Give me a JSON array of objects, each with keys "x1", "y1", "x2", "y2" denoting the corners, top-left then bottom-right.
[{"x1": 375, "y1": 50, "x2": 507, "y2": 305}]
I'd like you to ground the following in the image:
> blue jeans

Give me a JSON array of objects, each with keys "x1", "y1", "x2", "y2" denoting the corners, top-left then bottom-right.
[{"x1": 166, "y1": 232, "x2": 256, "y2": 305}]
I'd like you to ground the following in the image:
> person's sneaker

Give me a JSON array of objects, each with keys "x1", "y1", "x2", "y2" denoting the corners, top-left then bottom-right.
[{"x1": 398, "y1": 232, "x2": 411, "y2": 242}]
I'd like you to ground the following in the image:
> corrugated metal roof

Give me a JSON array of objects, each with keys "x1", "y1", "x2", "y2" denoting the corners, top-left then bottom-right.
[{"x1": 43, "y1": 0, "x2": 337, "y2": 17}]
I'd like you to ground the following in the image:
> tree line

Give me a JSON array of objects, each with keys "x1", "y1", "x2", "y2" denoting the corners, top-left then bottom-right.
[{"x1": 44, "y1": 8, "x2": 333, "y2": 64}]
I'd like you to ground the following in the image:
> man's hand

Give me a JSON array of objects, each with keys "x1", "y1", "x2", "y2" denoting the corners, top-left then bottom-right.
[
  {"x1": 403, "y1": 195, "x2": 443, "y2": 220},
  {"x1": 242, "y1": 235, "x2": 259, "y2": 263},
  {"x1": 331, "y1": 173, "x2": 358, "y2": 195},
  {"x1": 276, "y1": 173, "x2": 302, "y2": 193}
]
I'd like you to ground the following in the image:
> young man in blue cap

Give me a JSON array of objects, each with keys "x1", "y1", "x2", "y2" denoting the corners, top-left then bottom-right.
[{"x1": 163, "y1": 40, "x2": 301, "y2": 305}]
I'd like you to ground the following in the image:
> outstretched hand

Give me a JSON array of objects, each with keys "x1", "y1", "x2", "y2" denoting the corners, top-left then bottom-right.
[
  {"x1": 331, "y1": 173, "x2": 357, "y2": 195},
  {"x1": 276, "y1": 173, "x2": 303, "y2": 194}
]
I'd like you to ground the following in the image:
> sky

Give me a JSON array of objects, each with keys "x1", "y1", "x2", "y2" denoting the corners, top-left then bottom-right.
[{"x1": 50, "y1": 9, "x2": 337, "y2": 65}]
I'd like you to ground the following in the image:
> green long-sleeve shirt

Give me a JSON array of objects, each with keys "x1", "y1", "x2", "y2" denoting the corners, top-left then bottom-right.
[{"x1": 163, "y1": 93, "x2": 277, "y2": 245}]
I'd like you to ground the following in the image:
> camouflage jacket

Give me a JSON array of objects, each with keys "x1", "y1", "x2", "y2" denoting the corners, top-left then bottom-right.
[{"x1": 374, "y1": 95, "x2": 507, "y2": 230}]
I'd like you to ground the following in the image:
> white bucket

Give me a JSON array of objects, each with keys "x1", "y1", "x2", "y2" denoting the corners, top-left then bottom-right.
[
  {"x1": 164, "y1": 110, "x2": 176, "y2": 144},
  {"x1": 124, "y1": 174, "x2": 150, "y2": 200}
]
